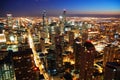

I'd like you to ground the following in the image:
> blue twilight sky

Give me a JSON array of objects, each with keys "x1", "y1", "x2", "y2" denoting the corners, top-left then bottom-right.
[{"x1": 0, "y1": 0, "x2": 120, "y2": 16}]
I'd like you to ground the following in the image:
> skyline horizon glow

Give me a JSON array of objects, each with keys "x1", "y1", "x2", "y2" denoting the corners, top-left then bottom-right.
[{"x1": 0, "y1": 0, "x2": 120, "y2": 17}]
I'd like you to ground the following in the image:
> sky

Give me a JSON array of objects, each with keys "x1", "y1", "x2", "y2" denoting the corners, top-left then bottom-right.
[{"x1": 0, "y1": 0, "x2": 120, "y2": 16}]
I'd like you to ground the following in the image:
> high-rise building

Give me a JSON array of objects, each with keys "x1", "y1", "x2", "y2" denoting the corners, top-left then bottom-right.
[
  {"x1": 42, "y1": 10, "x2": 46, "y2": 27},
  {"x1": 103, "y1": 45, "x2": 119, "y2": 67},
  {"x1": 0, "y1": 51, "x2": 15, "y2": 80},
  {"x1": 73, "y1": 41, "x2": 95, "y2": 80},
  {"x1": 40, "y1": 38, "x2": 45, "y2": 52},
  {"x1": 73, "y1": 38, "x2": 82, "y2": 70},
  {"x1": 79, "y1": 50, "x2": 95, "y2": 80},
  {"x1": 46, "y1": 50, "x2": 57, "y2": 75},
  {"x1": 81, "y1": 22, "x2": 88, "y2": 44},
  {"x1": 104, "y1": 62, "x2": 120, "y2": 80},
  {"x1": 6, "y1": 14, "x2": 13, "y2": 28},
  {"x1": 69, "y1": 31, "x2": 74, "y2": 46},
  {"x1": 12, "y1": 49, "x2": 39, "y2": 80},
  {"x1": 54, "y1": 35, "x2": 64, "y2": 71},
  {"x1": 0, "y1": 23, "x2": 4, "y2": 33},
  {"x1": 63, "y1": 9, "x2": 66, "y2": 23}
]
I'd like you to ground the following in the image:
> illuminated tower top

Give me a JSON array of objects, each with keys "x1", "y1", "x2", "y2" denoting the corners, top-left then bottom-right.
[
  {"x1": 7, "y1": 14, "x2": 13, "y2": 28},
  {"x1": 42, "y1": 10, "x2": 46, "y2": 27},
  {"x1": 7, "y1": 14, "x2": 12, "y2": 17},
  {"x1": 63, "y1": 9, "x2": 66, "y2": 23}
]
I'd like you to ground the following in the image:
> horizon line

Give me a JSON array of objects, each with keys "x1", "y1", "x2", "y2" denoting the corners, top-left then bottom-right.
[{"x1": 0, "y1": 13, "x2": 120, "y2": 17}]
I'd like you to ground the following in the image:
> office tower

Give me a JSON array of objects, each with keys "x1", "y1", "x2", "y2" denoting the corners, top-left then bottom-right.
[
  {"x1": 59, "y1": 17, "x2": 64, "y2": 35},
  {"x1": 104, "y1": 62, "x2": 120, "y2": 80},
  {"x1": 63, "y1": 9, "x2": 66, "y2": 23},
  {"x1": 117, "y1": 25, "x2": 120, "y2": 33},
  {"x1": 73, "y1": 38, "x2": 82, "y2": 70},
  {"x1": 81, "y1": 31, "x2": 88, "y2": 44},
  {"x1": 79, "y1": 50, "x2": 95, "y2": 80},
  {"x1": 55, "y1": 26, "x2": 61, "y2": 35},
  {"x1": 42, "y1": 10, "x2": 49, "y2": 43},
  {"x1": 12, "y1": 49, "x2": 39, "y2": 80},
  {"x1": 54, "y1": 35, "x2": 63, "y2": 71},
  {"x1": 114, "y1": 48, "x2": 120, "y2": 63},
  {"x1": 40, "y1": 38, "x2": 45, "y2": 52},
  {"x1": 0, "y1": 23, "x2": 4, "y2": 33},
  {"x1": 69, "y1": 31, "x2": 74, "y2": 46},
  {"x1": 6, "y1": 14, "x2": 13, "y2": 28},
  {"x1": 46, "y1": 49, "x2": 57, "y2": 76},
  {"x1": 0, "y1": 51, "x2": 15, "y2": 80},
  {"x1": 103, "y1": 45, "x2": 119, "y2": 67},
  {"x1": 81, "y1": 22, "x2": 88, "y2": 44},
  {"x1": 49, "y1": 22, "x2": 56, "y2": 43},
  {"x1": 42, "y1": 10, "x2": 46, "y2": 27},
  {"x1": 75, "y1": 41, "x2": 95, "y2": 80}
]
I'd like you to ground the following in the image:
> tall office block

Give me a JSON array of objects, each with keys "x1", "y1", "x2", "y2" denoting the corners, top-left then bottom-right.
[
  {"x1": 0, "y1": 23, "x2": 4, "y2": 33},
  {"x1": 42, "y1": 10, "x2": 46, "y2": 27},
  {"x1": 40, "y1": 38, "x2": 45, "y2": 52},
  {"x1": 63, "y1": 9, "x2": 66, "y2": 23},
  {"x1": 103, "y1": 46, "x2": 119, "y2": 68},
  {"x1": 78, "y1": 50, "x2": 95, "y2": 80},
  {"x1": 104, "y1": 62, "x2": 120, "y2": 80},
  {"x1": 12, "y1": 49, "x2": 39, "y2": 80},
  {"x1": 81, "y1": 31, "x2": 88, "y2": 44},
  {"x1": 0, "y1": 51, "x2": 15, "y2": 80},
  {"x1": 73, "y1": 40, "x2": 82, "y2": 70},
  {"x1": 7, "y1": 14, "x2": 13, "y2": 28},
  {"x1": 69, "y1": 31, "x2": 74, "y2": 46},
  {"x1": 54, "y1": 35, "x2": 63, "y2": 71},
  {"x1": 74, "y1": 41, "x2": 95, "y2": 80}
]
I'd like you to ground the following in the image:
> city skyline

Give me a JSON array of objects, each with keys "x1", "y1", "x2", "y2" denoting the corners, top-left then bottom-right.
[{"x1": 0, "y1": 0, "x2": 120, "y2": 17}]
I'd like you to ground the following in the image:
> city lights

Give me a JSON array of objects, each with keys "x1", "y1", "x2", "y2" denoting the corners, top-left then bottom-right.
[{"x1": 0, "y1": 0, "x2": 120, "y2": 80}]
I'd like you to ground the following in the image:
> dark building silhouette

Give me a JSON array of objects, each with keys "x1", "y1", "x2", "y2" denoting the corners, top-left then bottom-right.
[
  {"x1": 42, "y1": 10, "x2": 46, "y2": 27},
  {"x1": 103, "y1": 45, "x2": 119, "y2": 68},
  {"x1": 62, "y1": 9, "x2": 67, "y2": 24},
  {"x1": 0, "y1": 51, "x2": 15, "y2": 80},
  {"x1": 12, "y1": 49, "x2": 39, "y2": 80},
  {"x1": 73, "y1": 38, "x2": 82, "y2": 70},
  {"x1": 55, "y1": 35, "x2": 63, "y2": 71},
  {"x1": 0, "y1": 23, "x2": 4, "y2": 33},
  {"x1": 69, "y1": 31, "x2": 74, "y2": 46},
  {"x1": 46, "y1": 49, "x2": 57, "y2": 76},
  {"x1": 63, "y1": 68, "x2": 73, "y2": 80},
  {"x1": 73, "y1": 41, "x2": 95, "y2": 80},
  {"x1": 79, "y1": 50, "x2": 95, "y2": 80},
  {"x1": 104, "y1": 62, "x2": 120, "y2": 80}
]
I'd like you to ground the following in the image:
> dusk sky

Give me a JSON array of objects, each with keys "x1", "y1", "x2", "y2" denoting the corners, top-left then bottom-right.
[{"x1": 0, "y1": 0, "x2": 120, "y2": 16}]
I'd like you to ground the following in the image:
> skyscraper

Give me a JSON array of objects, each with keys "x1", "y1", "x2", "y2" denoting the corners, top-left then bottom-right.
[
  {"x1": 12, "y1": 49, "x2": 39, "y2": 80},
  {"x1": 75, "y1": 41, "x2": 95, "y2": 80},
  {"x1": 104, "y1": 62, "x2": 120, "y2": 80},
  {"x1": 63, "y1": 9, "x2": 66, "y2": 23},
  {"x1": 103, "y1": 45, "x2": 119, "y2": 68},
  {"x1": 55, "y1": 35, "x2": 63, "y2": 71},
  {"x1": 0, "y1": 23, "x2": 4, "y2": 33},
  {"x1": 73, "y1": 38, "x2": 82, "y2": 70},
  {"x1": 42, "y1": 10, "x2": 46, "y2": 28},
  {"x1": 69, "y1": 31, "x2": 74, "y2": 46},
  {"x1": 7, "y1": 14, "x2": 13, "y2": 28},
  {"x1": 0, "y1": 51, "x2": 15, "y2": 80}
]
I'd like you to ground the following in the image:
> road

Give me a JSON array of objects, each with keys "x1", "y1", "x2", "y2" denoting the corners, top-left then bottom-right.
[{"x1": 20, "y1": 17, "x2": 61, "y2": 80}]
